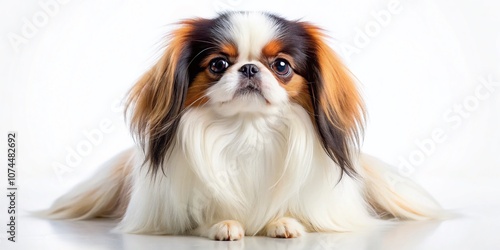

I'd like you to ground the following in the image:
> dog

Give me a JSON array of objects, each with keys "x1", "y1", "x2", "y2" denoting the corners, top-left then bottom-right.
[{"x1": 43, "y1": 11, "x2": 443, "y2": 241}]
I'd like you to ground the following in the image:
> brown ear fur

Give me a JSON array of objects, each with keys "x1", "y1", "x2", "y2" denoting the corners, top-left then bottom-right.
[
  {"x1": 302, "y1": 23, "x2": 366, "y2": 177},
  {"x1": 125, "y1": 20, "x2": 198, "y2": 174}
]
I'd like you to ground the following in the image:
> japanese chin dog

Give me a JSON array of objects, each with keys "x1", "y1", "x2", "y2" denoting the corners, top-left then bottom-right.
[{"x1": 43, "y1": 11, "x2": 444, "y2": 240}]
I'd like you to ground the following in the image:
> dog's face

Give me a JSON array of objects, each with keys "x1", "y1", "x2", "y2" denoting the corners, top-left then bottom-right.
[
  {"x1": 184, "y1": 13, "x2": 311, "y2": 116},
  {"x1": 126, "y1": 12, "x2": 365, "y2": 176}
]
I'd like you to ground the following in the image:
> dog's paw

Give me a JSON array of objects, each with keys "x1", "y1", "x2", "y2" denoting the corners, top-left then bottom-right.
[
  {"x1": 266, "y1": 217, "x2": 305, "y2": 238},
  {"x1": 208, "y1": 220, "x2": 245, "y2": 241}
]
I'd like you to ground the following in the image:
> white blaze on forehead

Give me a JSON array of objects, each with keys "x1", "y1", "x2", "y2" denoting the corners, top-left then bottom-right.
[{"x1": 225, "y1": 12, "x2": 279, "y2": 60}]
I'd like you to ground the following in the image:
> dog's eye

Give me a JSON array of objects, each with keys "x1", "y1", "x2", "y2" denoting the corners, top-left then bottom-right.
[
  {"x1": 271, "y1": 59, "x2": 291, "y2": 77},
  {"x1": 209, "y1": 58, "x2": 229, "y2": 74}
]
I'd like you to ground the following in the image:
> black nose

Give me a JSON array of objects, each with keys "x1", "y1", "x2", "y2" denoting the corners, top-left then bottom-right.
[{"x1": 239, "y1": 64, "x2": 259, "y2": 78}]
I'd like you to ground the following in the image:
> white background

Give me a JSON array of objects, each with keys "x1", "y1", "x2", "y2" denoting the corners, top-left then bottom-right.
[{"x1": 1, "y1": 0, "x2": 499, "y2": 249}]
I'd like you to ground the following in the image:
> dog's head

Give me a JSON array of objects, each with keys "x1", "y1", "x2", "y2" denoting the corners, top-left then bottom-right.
[{"x1": 126, "y1": 12, "x2": 365, "y2": 176}]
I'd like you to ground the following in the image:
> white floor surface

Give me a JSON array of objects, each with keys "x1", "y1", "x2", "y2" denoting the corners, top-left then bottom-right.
[{"x1": 3, "y1": 179, "x2": 500, "y2": 250}]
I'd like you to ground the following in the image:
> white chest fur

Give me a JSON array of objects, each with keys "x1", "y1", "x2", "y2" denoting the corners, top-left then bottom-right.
[
  {"x1": 176, "y1": 105, "x2": 315, "y2": 233},
  {"x1": 120, "y1": 104, "x2": 373, "y2": 235}
]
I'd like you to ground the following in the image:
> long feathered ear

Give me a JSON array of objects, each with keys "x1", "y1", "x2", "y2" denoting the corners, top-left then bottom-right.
[
  {"x1": 302, "y1": 23, "x2": 366, "y2": 177},
  {"x1": 125, "y1": 21, "x2": 196, "y2": 174}
]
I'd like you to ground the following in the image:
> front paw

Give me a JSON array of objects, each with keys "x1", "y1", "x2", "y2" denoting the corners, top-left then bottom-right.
[
  {"x1": 266, "y1": 217, "x2": 305, "y2": 238},
  {"x1": 208, "y1": 220, "x2": 245, "y2": 241}
]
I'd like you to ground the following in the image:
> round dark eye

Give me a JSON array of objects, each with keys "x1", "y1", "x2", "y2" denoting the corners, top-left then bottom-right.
[
  {"x1": 271, "y1": 59, "x2": 291, "y2": 76},
  {"x1": 209, "y1": 58, "x2": 229, "y2": 74}
]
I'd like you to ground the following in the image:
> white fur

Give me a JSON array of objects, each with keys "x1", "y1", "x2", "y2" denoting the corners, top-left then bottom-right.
[
  {"x1": 266, "y1": 217, "x2": 305, "y2": 238},
  {"x1": 39, "y1": 149, "x2": 134, "y2": 220},
  {"x1": 207, "y1": 220, "x2": 244, "y2": 241},
  {"x1": 45, "y1": 108, "x2": 442, "y2": 238},
  {"x1": 117, "y1": 104, "x2": 381, "y2": 236},
  {"x1": 223, "y1": 12, "x2": 279, "y2": 60},
  {"x1": 359, "y1": 155, "x2": 446, "y2": 220}
]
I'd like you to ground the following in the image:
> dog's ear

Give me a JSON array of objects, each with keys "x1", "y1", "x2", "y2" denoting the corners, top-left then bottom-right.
[
  {"x1": 302, "y1": 23, "x2": 366, "y2": 177},
  {"x1": 125, "y1": 20, "x2": 198, "y2": 174}
]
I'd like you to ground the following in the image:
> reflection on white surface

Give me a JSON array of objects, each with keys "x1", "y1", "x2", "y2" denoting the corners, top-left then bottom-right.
[
  {"x1": 4, "y1": 176, "x2": 497, "y2": 249},
  {"x1": 4, "y1": 205, "x2": 499, "y2": 250}
]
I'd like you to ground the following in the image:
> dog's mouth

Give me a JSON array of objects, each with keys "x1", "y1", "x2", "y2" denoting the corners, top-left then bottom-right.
[
  {"x1": 236, "y1": 78, "x2": 264, "y2": 97},
  {"x1": 235, "y1": 85, "x2": 262, "y2": 97},
  {"x1": 218, "y1": 85, "x2": 270, "y2": 106},
  {"x1": 217, "y1": 79, "x2": 273, "y2": 106}
]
